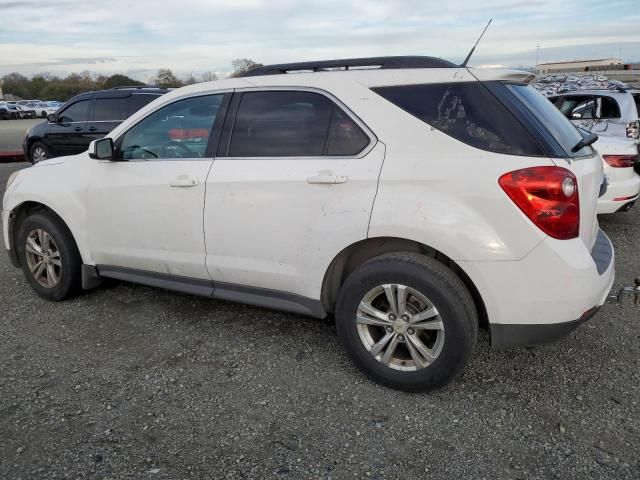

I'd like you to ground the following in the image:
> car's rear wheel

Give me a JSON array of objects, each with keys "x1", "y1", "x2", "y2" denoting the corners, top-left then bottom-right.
[
  {"x1": 335, "y1": 252, "x2": 478, "y2": 392},
  {"x1": 41, "y1": 111, "x2": 47, "y2": 118},
  {"x1": 29, "y1": 142, "x2": 50, "y2": 164},
  {"x1": 16, "y1": 212, "x2": 82, "y2": 301}
]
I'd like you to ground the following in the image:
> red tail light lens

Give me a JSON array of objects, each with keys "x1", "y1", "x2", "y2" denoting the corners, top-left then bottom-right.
[
  {"x1": 499, "y1": 166, "x2": 580, "y2": 240},
  {"x1": 603, "y1": 154, "x2": 637, "y2": 168}
]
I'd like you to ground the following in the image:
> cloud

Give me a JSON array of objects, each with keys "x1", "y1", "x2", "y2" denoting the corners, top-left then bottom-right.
[{"x1": 0, "y1": 0, "x2": 638, "y2": 78}]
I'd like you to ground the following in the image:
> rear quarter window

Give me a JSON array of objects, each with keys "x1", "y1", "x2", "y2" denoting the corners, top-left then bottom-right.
[{"x1": 372, "y1": 83, "x2": 544, "y2": 157}]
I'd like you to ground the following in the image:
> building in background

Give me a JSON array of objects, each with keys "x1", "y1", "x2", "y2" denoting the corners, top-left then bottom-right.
[{"x1": 534, "y1": 59, "x2": 640, "y2": 88}]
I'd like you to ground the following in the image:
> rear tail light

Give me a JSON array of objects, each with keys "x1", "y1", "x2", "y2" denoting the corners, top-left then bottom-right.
[
  {"x1": 499, "y1": 166, "x2": 580, "y2": 240},
  {"x1": 626, "y1": 121, "x2": 639, "y2": 140},
  {"x1": 603, "y1": 154, "x2": 638, "y2": 168}
]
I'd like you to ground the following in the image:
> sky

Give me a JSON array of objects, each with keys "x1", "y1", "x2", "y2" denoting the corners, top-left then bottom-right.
[{"x1": 0, "y1": 0, "x2": 639, "y2": 81}]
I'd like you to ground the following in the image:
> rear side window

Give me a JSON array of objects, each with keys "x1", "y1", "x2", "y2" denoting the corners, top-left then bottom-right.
[
  {"x1": 229, "y1": 91, "x2": 333, "y2": 157},
  {"x1": 372, "y1": 83, "x2": 544, "y2": 156},
  {"x1": 93, "y1": 98, "x2": 126, "y2": 121},
  {"x1": 228, "y1": 90, "x2": 370, "y2": 157},
  {"x1": 58, "y1": 99, "x2": 91, "y2": 123},
  {"x1": 633, "y1": 93, "x2": 640, "y2": 117},
  {"x1": 127, "y1": 94, "x2": 161, "y2": 117}
]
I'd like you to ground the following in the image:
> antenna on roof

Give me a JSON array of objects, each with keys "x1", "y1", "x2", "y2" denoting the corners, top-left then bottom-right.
[{"x1": 460, "y1": 18, "x2": 492, "y2": 67}]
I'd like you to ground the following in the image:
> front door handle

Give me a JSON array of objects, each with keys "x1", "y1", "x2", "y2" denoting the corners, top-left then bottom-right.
[
  {"x1": 88, "y1": 126, "x2": 98, "y2": 132},
  {"x1": 74, "y1": 126, "x2": 82, "y2": 132},
  {"x1": 169, "y1": 177, "x2": 199, "y2": 188},
  {"x1": 307, "y1": 174, "x2": 349, "y2": 185}
]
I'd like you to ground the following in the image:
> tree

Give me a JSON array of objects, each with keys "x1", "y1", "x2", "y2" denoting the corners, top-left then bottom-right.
[
  {"x1": 1, "y1": 73, "x2": 31, "y2": 99},
  {"x1": 154, "y1": 69, "x2": 183, "y2": 88},
  {"x1": 102, "y1": 74, "x2": 145, "y2": 89},
  {"x1": 200, "y1": 71, "x2": 219, "y2": 82},
  {"x1": 230, "y1": 59, "x2": 263, "y2": 77}
]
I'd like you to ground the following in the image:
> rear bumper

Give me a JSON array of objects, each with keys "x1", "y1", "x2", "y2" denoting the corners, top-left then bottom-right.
[
  {"x1": 597, "y1": 173, "x2": 640, "y2": 214},
  {"x1": 490, "y1": 306, "x2": 600, "y2": 349},
  {"x1": 460, "y1": 229, "x2": 615, "y2": 349}
]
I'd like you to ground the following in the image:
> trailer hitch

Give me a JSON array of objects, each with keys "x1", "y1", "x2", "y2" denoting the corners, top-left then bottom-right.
[{"x1": 607, "y1": 278, "x2": 640, "y2": 305}]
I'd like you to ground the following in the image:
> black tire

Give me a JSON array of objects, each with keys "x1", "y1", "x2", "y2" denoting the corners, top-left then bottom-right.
[
  {"x1": 335, "y1": 252, "x2": 478, "y2": 393},
  {"x1": 41, "y1": 111, "x2": 47, "y2": 118},
  {"x1": 16, "y1": 211, "x2": 82, "y2": 301},
  {"x1": 29, "y1": 141, "x2": 50, "y2": 164}
]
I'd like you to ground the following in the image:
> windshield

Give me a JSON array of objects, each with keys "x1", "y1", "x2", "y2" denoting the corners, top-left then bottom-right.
[{"x1": 506, "y1": 84, "x2": 593, "y2": 157}]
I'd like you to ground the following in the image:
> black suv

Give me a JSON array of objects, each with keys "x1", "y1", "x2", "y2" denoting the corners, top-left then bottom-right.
[{"x1": 23, "y1": 87, "x2": 169, "y2": 163}]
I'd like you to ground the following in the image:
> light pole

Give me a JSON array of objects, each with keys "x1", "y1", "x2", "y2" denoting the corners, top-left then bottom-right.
[{"x1": 536, "y1": 45, "x2": 540, "y2": 67}]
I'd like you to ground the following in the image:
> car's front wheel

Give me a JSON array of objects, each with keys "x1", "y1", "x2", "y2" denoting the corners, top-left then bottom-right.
[
  {"x1": 29, "y1": 142, "x2": 50, "y2": 164},
  {"x1": 16, "y1": 212, "x2": 82, "y2": 301},
  {"x1": 335, "y1": 252, "x2": 478, "y2": 392}
]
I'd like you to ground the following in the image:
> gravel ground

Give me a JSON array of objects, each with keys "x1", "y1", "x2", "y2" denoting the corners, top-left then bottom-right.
[{"x1": 0, "y1": 161, "x2": 639, "y2": 480}]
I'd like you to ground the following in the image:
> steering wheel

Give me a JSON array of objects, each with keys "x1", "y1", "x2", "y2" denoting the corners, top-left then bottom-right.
[{"x1": 159, "y1": 141, "x2": 195, "y2": 158}]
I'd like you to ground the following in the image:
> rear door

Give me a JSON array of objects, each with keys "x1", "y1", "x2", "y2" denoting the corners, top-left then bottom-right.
[
  {"x1": 203, "y1": 89, "x2": 384, "y2": 301},
  {"x1": 86, "y1": 94, "x2": 129, "y2": 144}
]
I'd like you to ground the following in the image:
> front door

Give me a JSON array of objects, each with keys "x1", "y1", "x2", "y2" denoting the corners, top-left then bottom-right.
[
  {"x1": 204, "y1": 89, "x2": 384, "y2": 301},
  {"x1": 47, "y1": 98, "x2": 92, "y2": 156},
  {"x1": 86, "y1": 93, "x2": 228, "y2": 280}
]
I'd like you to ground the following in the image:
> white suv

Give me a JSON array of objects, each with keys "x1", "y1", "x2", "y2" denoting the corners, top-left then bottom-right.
[{"x1": 2, "y1": 57, "x2": 615, "y2": 392}]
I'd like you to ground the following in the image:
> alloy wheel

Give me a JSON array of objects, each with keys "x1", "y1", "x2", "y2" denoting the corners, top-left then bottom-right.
[
  {"x1": 25, "y1": 228, "x2": 62, "y2": 288},
  {"x1": 32, "y1": 146, "x2": 48, "y2": 163},
  {"x1": 356, "y1": 284, "x2": 445, "y2": 371}
]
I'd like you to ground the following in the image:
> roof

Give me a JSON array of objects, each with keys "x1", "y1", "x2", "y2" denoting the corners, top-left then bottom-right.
[{"x1": 240, "y1": 56, "x2": 457, "y2": 77}]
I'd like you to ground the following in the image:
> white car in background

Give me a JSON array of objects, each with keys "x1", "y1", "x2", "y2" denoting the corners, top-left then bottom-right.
[
  {"x1": 25, "y1": 102, "x2": 58, "y2": 118},
  {"x1": 593, "y1": 135, "x2": 640, "y2": 214}
]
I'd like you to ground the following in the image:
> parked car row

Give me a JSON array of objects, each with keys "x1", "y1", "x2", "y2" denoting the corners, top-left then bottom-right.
[
  {"x1": 0, "y1": 100, "x2": 61, "y2": 120},
  {"x1": 2, "y1": 57, "x2": 625, "y2": 392}
]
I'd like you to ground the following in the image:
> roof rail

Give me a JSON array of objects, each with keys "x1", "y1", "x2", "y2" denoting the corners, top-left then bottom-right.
[
  {"x1": 110, "y1": 85, "x2": 168, "y2": 90},
  {"x1": 240, "y1": 56, "x2": 456, "y2": 77}
]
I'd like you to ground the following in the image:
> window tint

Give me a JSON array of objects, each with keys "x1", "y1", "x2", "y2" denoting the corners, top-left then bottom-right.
[
  {"x1": 599, "y1": 97, "x2": 621, "y2": 119},
  {"x1": 127, "y1": 94, "x2": 161, "y2": 117},
  {"x1": 506, "y1": 84, "x2": 592, "y2": 157},
  {"x1": 327, "y1": 108, "x2": 369, "y2": 156},
  {"x1": 229, "y1": 91, "x2": 334, "y2": 157},
  {"x1": 373, "y1": 83, "x2": 544, "y2": 156},
  {"x1": 119, "y1": 94, "x2": 223, "y2": 160},
  {"x1": 93, "y1": 98, "x2": 126, "y2": 121},
  {"x1": 633, "y1": 94, "x2": 640, "y2": 117},
  {"x1": 58, "y1": 99, "x2": 91, "y2": 122}
]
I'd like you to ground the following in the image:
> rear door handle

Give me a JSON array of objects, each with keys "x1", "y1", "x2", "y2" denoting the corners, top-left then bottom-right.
[
  {"x1": 169, "y1": 177, "x2": 199, "y2": 188},
  {"x1": 306, "y1": 174, "x2": 349, "y2": 184},
  {"x1": 74, "y1": 126, "x2": 82, "y2": 132},
  {"x1": 88, "y1": 126, "x2": 98, "y2": 132}
]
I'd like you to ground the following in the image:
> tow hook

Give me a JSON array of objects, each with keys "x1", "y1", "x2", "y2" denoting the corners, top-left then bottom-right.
[{"x1": 607, "y1": 278, "x2": 640, "y2": 305}]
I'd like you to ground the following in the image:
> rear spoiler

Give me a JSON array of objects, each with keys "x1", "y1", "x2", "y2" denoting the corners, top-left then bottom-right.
[{"x1": 469, "y1": 69, "x2": 535, "y2": 84}]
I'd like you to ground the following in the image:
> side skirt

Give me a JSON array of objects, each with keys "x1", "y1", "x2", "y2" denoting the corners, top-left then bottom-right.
[{"x1": 90, "y1": 265, "x2": 326, "y2": 319}]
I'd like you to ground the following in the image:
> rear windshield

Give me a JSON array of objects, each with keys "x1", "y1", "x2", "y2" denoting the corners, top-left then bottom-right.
[
  {"x1": 505, "y1": 84, "x2": 593, "y2": 157},
  {"x1": 372, "y1": 83, "x2": 544, "y2": 156}
]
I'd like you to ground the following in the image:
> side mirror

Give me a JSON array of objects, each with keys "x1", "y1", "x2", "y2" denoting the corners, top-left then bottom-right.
[
  {"x1": 47, "y1": 113, "x2": 57, "y2": 123},
  {"x1": 89, "y1": 138, "x2": 114, "y2": 160},
  {"x1": 571, "y1": 112, "x2": 583, "y2": 119}
]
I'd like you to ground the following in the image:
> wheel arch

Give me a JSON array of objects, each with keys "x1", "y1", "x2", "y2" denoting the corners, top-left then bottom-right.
[
  {"x1": 8, "y1": 201, "x2": 82, "y2": 268},
  {"x1": 320, "y1": 236, "x2": 488, "y2": 330}
]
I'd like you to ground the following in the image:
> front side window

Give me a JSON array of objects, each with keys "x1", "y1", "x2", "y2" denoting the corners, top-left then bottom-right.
[
  {"x1": 118, "y1": 94, "x2": 223, "y2": 160},
  {"x1": 372, "y1": 83, "x2": 544, "y2": 156},
  {"x1": 58, "y1": 99, "x2": 91, "y2": 123},
  {"x1": 93, "y1": 98, "x2": 126, "y2": 121}
]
